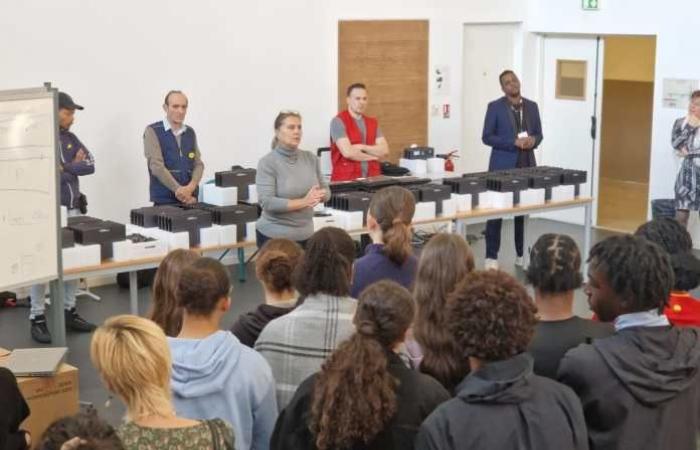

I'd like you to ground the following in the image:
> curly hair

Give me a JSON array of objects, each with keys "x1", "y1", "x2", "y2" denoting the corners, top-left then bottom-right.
[
  {"x1": 148, "y1": 249, "x2": 200, "y2": 337},
  {"x1": 447, "y1": 270, "x2": 537, "y2": 362},
  {"x1": 526, "y1": 233, "x2": 583, "y2": 294},
  {"x1": 255, "y1": 239, "x2": 304, "y2": 293},
  {"x1": 294, "y1": 227, "x2": 356, "y2": 297},
  {"x1": 368, "y1": 186, "x2": 416, "y2": 265},
  {"x1": 310, "y1": 280, "x2": 414, "y2": 450},
  {"x1": 588, "y1": 235, "x2": 674, "y2": 313},
  {"x1": 38, "y1": 411, "x2": 123, "y2": 450},
  {"x1": 413, "y1": 233, "x2": 475, "y2": 390},
  {"x1": 177, "y1": 258, "x2": 231, "y2": 316},
  {"x1": 635, "y1": 218, "x2": 700, "y2": 291}
]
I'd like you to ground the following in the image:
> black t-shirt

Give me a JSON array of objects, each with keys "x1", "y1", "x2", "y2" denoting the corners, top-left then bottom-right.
[{"x1": 528, "y1": 316, "x2": 613, "y2": 379}]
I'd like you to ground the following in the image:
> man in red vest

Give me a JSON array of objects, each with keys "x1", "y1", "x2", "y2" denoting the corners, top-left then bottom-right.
[{"x1": 330, "y1": 83, "x2": 389, "y2": 181}]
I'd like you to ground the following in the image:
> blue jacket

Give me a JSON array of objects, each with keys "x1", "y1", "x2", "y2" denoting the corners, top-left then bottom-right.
[
  {"x1": 169, "y1": 331, "x2": 278, "y2": 450},
  {"x1": 482, "y1": 97, "x2": 543, "y2": 171},
  {"x1": 148, "y1": 121, "x2": 198, "y2": 204},
  {"x1": 59, "y1": 129, "x2": 94, "y2": 209}
]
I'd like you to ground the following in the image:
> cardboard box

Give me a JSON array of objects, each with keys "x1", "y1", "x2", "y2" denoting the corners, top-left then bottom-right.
[{"x1": 0, "y1": 348, "x2": 79, "y2": 442}]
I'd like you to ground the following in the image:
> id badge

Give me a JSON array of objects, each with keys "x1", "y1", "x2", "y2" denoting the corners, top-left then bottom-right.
[{"x1": 517, "y1": 131, "x2": 529, "y2": 139}]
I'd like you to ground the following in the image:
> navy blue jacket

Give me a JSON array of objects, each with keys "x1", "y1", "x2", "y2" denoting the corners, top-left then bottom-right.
[
  {"x1": 59, "y1": 129, "x2": 95, "y2": 209},
  {"x1": 148, "y1": 121, "x2": 198, "y2": 204},
  {"x1": 351, "y1": 244, "x2": 418, "y2": 298},
  {"x1": 482, "y1": 97, "x2": 543, "y2": 171}
]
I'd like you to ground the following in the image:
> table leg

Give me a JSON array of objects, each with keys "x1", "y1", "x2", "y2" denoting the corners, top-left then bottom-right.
[
  {"x1": 129, "y1": 271, "x2": 138, "y2": 315},
  {"x1": 583, "y1": 203, "x2": 592, "y2": 276},
  {"x1": 238, "y1": 247, "x2": 246, "y2": 282},
  {"x1": 522, "y1": 214, "x2": 530, "y2": 267},
  {"x1": 49, "y1": 279, "x2": 67, "y2": 346}
]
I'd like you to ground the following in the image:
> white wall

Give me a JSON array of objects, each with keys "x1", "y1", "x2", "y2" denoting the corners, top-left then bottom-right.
[{"x1": 0, "y1": 0, "x2": 523, "y2": 223}]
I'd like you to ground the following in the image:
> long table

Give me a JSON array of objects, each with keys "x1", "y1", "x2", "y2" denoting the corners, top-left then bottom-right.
[{"x1": 50, "y1": 196, "x2": 593, "y2": 346}]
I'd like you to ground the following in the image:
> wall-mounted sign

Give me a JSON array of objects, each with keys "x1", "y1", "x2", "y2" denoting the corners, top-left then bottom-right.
[
  {"x1": 582, "y1": 0, "x2": 600, "y2": 10},
  {"x1": 663, "y1": 78, "x2": 699, "y2": 109},
  {"x1": 433, "y1": 65, "x2": 450, "y2": 95}
]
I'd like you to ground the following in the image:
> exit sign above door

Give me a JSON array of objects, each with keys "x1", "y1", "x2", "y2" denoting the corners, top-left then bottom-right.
[{"x1": 582, "y1": 0, "x2": 599, "y2": 10}]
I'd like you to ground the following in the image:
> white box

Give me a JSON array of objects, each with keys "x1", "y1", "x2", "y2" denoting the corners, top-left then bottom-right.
[
  {"x1": 199, "y1": 227, "x2": 221, "y2": 247},
  {"x1": 313, "y1": 215, "x2": 341, "y2": 231},
  {"x1": 440, "y1": 198, "x2": 458, "y2": 217},
  {"x1": 245, "y1": 222, "x2": 256, "y2": 241},
  {"x1": 519, "y1": 189, "x2": 546, "y2": 207},
  {"x1": 203, "y1": 184, "x2": 238, "y2": 207},
  {"x1": 247, "y1": 184, "x2": 258, "y2": 204},
  {"x1": 551, "y1": 185, "x2": 576, "y2": 202},
  {"x1": 414, "y1": 202, "x2": 436, "y2": 221},
  {"x1": 214, "y1": 224, "x2": 237, "y2": 246},
  {"x1": 314, "y1": 203, "x2": 326, "y2": 212},
  {"x1": 451, "y1": 193, "x2": 472, "y2": 212},
  {"x1": 399, "y1": 158, "x2": 428, "y2": 175},
  {"x1": 148, "y1": 230, "x2": 189, "y2": 250},
  {"x1": 427, "y1": 157, "x2": 444, "y2": 174},
  {"x1": 62, "y1": 244, "x2": 101, "y2": 270},
  {"x1": 331, "y1": 209, "x2": 364, "y2": 231},
  {"x1": 112, "y1": 239, "x2": 169, "y2": 262},
  {"x1": 488, "y1": 191, "x2": 514, "y2": 210}
]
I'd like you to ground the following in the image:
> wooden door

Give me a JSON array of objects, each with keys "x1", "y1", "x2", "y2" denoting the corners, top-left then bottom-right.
[{"x1": 338, "y1": 20, "x2": 429, "y2": 163}]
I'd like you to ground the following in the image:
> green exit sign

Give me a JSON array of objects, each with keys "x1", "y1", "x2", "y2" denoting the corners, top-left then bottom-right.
[{"x1": 582, "y1": 0, "x2": 599, "y2": 9}]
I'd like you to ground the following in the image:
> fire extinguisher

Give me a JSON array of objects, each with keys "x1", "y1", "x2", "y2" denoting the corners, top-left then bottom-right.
[{"x1": 438, "y1": 150, "x2": 459, "y2": 172}]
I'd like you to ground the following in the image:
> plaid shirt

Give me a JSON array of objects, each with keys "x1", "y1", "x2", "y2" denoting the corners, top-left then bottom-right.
[{"x1": 255, "y1": 293, "x2": 357, "y2": 411}]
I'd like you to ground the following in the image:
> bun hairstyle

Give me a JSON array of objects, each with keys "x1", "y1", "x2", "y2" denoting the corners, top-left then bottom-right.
[
  {"x1": 635, "y1": 218, "x2": 700, "y2": 291},
  {"x1": 310, "y1": 280, "x2": 414, "y2": 450},
  {"x1": 294, "y1": 227, "x2": 356, "y2": 297},
  {"x1": 255, "y1": 239, "x2": 304, "y2": 294},
  {"x1": 177, "y1": 257, "x2": 231, "y2": 316},
  {"x1": 368, "y1": 186, "x2": 416, "y2": 265}
]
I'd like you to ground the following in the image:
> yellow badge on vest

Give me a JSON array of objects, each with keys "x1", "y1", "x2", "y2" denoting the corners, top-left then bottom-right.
[{"x1": 188, "y1": 152, "x2": 195, "y2": 159}]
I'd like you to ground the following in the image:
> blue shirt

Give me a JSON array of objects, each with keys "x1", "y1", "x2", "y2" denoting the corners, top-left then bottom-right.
[{"x1": 351, "y1": 243, "x2": 418, "y2": 298}]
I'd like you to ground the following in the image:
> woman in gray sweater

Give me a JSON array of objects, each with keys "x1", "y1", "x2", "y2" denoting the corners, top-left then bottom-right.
[{"x1": 255, "y1": 111, "x2": 330, "y2": 248}]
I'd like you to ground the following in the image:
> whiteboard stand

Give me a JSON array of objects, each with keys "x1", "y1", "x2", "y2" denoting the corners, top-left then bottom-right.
[{"x1": 0, "y1": 85, "x2": 66, "y2": 346}]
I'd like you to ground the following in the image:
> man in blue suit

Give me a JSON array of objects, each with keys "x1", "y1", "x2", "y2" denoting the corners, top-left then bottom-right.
[{"x1": 482, "y1": 70, "x2": 543, "y2": 270}]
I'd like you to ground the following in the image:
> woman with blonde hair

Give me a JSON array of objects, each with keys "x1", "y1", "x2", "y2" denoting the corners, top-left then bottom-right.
[
  {"x1": 90, "y1": 315, "x2": 234, "y2": 450},
  {"x1": 148, "y1": 249, "x2": 200, "y2": 337}
]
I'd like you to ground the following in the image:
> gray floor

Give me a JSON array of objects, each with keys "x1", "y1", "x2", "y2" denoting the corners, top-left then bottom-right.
[{"x1": 0, "y1": 218, "x2": 618, "y2": 426}]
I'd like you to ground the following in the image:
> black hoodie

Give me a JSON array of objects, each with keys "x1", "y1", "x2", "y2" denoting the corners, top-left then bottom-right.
[
  {"x1": 415, "y1": 353, "x2": 589, "y2": 450},
  {"x1": 0, "y1": 367, "x2": 30, "y2": 450},
  {"x1": 558, "y1": 325, "x2": 700, "y2": 450}
]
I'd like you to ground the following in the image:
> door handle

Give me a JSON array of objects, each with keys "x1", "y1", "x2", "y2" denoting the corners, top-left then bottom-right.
[{"x1": 590, "y1": 116, "x2": 597, "y2": 140}]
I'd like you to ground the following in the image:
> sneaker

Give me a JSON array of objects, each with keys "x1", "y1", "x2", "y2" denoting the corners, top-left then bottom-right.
[
  {"x1": 30, "y1": 315, "x2": 52, "y2": 344},
  {"x1": 515, "y1": 256, "x2": 525, "y2": 268},
  {"x1": 65, "y1": 308, "x2": 97, "y2": 332},
  {"x1": 484, "y1": 258, "x2": 499, "y2": 270}
]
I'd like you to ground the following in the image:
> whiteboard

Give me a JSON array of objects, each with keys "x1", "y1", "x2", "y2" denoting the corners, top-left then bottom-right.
[{"x1": 0, "y1": 88, "x2": 60, "y2": 291}]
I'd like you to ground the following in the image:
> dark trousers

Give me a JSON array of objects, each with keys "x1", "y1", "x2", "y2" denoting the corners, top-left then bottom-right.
[
  {"x1": 256, "y1": 230, "x2": 308, "y2": 249},
  {"x1": 485, "y1": 216, "x2": 525, "y2": 260}
]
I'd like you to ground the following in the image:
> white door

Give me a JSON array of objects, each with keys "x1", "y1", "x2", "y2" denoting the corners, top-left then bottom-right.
[
  {"x1": 538, "y1": 35, "x2": 603, "y2": 225},
  {"x1": 461, "y1": 23, "x2": 519, "y2": 173}
]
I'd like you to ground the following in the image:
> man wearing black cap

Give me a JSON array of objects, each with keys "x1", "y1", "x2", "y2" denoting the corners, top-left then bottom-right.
[{"x1": 29, "y1": 92, "x2": 97, "y2": 343}]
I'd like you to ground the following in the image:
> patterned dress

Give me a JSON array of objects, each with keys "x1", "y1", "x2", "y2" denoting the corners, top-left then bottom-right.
[
  {"x1": 673, "y1": 117, "x2": 700, "y2": 210},
  {"x1": 118, "y1": 419, "x2": 234, "y2": 450}
]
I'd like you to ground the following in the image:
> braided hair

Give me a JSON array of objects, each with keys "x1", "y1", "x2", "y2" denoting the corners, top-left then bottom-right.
[
  {"x1": 635, "y1": 218, "x2": 700, "y2": 291},
  {"x1": 588, "y1": 235, "x2": 674, "y2": 313},
  {"x1": 526, "y1": 233, "x2": 583, "y2": 294}
]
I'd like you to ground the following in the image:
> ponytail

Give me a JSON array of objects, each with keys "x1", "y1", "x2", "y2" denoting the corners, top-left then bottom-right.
[
  {"x1": 310, "y1": 281, "x2": 414, "y2": 450},
  {"x1": 369, "y1": 186, "x2": 416, "y2": 265}
]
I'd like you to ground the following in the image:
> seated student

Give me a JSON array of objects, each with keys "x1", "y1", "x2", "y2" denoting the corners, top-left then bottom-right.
[
  {"x1": 412, "y1": 234, "x2": 475, "y2": 390},
  {"x1": 90, "y1": 315, "x2": 234, "y2": 450},
  {"x1": 559, "y1": 235, "x2": 700, "y2": 450},
  {"x1": 169, "y1": 258, "x2": 277, "y2": 450},
  {"x1": 148, "y1": 249, "x2": 200, "y2": 337},
  {"x1": 0, "y1": 367, "x2": 30, "y2": 450},
  {"x1": 635, "y1": 217, "x2": 700, "y2": 326},
  {"x1": 416, "y1": 270, "x2": 588, "y2": 450},
  {"x1": 37, "y1": 411, "x2": 123, "y2": 450},
  {"x1": 230, "y1": 239, "x2": 303, "y2": 347},
  {"x1": 271, "y1": 281, "x2": 450, "y2": 450},
  {"x1": 526, "y1": 234, "x2": 612, "y2": 379},
  {"x1": 255, "y1": 227, "x2": 357, "y2": 410},
  {"x1": 351, "y1": 186, "x2": 417, "y2": 298}
]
